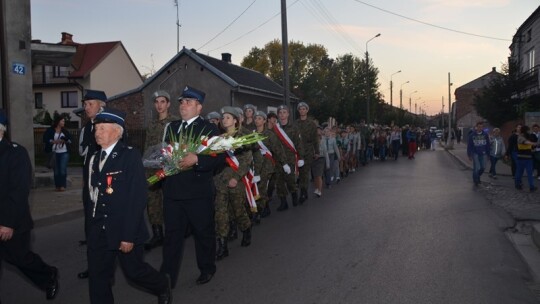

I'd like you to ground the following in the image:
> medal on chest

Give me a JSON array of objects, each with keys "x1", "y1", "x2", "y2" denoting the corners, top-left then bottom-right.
[{"x1": 106, "y1": 175, "x2": 114, "y2": 194}]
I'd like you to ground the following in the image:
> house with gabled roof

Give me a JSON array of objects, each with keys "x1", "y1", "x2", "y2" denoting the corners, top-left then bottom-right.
[
  {"x1": 108, "y1": 47, "x2": 297, "y2": 131},
  {"x1": 32, "y1": 32, "x2": 143, "y2": 127},
  {"x1": 454, "y1": 67, "x2": 502, "y2": 130}
]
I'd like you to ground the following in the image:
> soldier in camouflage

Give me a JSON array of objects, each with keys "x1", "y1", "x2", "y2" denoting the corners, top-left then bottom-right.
[
  {"x1": 143, "y1": 90, "x2": 178, "y2": 251},
  {"x1": 295, "y1": 102, "x2": 319, "y2": 203},
  {"x1": 243, "y1": 104, "x2": 257, "y2": 131},
  {"x1": 274, "y1": 105, "x2": 305, "y2": 211},
  {"x1": 253, "y1": 111, "x2": 286, "y2": 220},
  {"x1": 214, "y1": 106, "x2": 253, "y2": 260}
]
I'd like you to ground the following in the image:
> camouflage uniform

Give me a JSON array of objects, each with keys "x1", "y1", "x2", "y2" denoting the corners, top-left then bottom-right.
[
  {"x1": 214, "y1": 129, "x2": 253, "y2": 238},
  {"x1": 275, "y1": 121, "x2": 304, "y2": 199},
  {"x1": 296, "y1": 118, "x2": 319, "y2": 195},
  {"x1": 253, "y1": 128, "x2": 285, "y2": 210},
  {"x1": 144, "y1": 113, "x2": 178, "y2": 225}
]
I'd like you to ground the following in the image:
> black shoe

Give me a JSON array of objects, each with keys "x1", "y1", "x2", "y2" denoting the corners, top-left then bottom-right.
[
  {"x1": 145, "y1": 224, "x2": 164, "y2": 251},
  {"x1": 241, "y1": 228, "x2": 252, "y2": 247},
  {"x1": 531, "y1": 187, "x2": 538, "y2": 192},
  {"x1": 77, "y1": 269, "x2": 89, "y2": 279},
  {"x1": 216, "y1": 237, "x2": 229, "y2": 260},
  {"x1": 227, "y1": 221, "x2": 238, "y2": 241},
  {"x1": 291, "y1": 192, "x2": 298, "y2": 207},
  {"x1": 158, "y1": 275, "x2": 172, "y2": 304},
  {"x1": 516, "y1": 185, "x2": 523, "y2": 190},
  {"x1": 277, "y1": 197, "x2": 288, "y2": 211},
  {"x1": 196, "y1": 273, "x2": 214, "y2": 285},
  {"x1": 252, "y1": 213, "x2": 261, "y2": 225},
  {"x1": 299, "y1": 189, "x2": 307, "y2": 204},
  {"x1": 46, "y1": 267, "x2": 59, "y2": 300},
  {"x1": 260, "y1": 206, "x2": 271, "y2": 218}
]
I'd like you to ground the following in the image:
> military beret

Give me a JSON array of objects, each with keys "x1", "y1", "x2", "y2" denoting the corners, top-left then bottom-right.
[
  {"x1": 221, "y1": 106, "x2": 239, "y2": 119},
  {"x1": 0, "y1": 110, "x2": 7, "y2": 126},
  {"x1": 234, "y1": 107, "x2": 244, "y2": 117},
  {"x1": 277, "y1": 104, "x2": 289, "y2": 112},
  {"x1": 243, "y1": 104, "x2": 257, "y2": 112},
  {"x1": 152, "y1": 90, "x2": 171, "y2": 101},
  {"x1": 255, "y1": 111, "x2": 267, "y2": 120},
  {"x1": 297, "y1": 101, "x2": 309, "y2": 111},
  {"x1": 94, "y1": 108, "x2": 126, "y2": 128},
  {"x1": 206, "y1": 111, "x2": 221, "y2": 120},
  {"x1": 179, "y1": 86, "x2": 205, "y2": 103},
  {"x1": 82, "y1": 89, "x2": 107, "y2": 102}
]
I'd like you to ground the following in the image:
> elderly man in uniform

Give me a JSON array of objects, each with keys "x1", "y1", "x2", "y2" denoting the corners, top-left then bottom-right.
[
  {"x1": 295, "y1": 102, "x2": 319, "y2": 203},
  {"x1": 87, "y1": 108, "x2": 171, "y2": 304},
  {"x1": 160, "y1": 86, "x2": 225, "y2": 287},
  {"x1": 273, "y1": 105, "x2": 305, "y2": 211},
  {"x1": 0, "y1": 111, "x2": 59, "y2": 302},
  {"x1": 77, "y1": 89, "x2": 107, "y2": 279},
  {"x1": 144, "y1": 90, "x2": 178, "y2": 251}
]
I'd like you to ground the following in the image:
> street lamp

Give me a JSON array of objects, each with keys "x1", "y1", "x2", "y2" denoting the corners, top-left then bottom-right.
[
  {"x1": 446, "y1": 72, "x2": 454, "y2": 149},
  {"x1": 409, "y1": 90, "x2": 417, "y2": 112},
  {"x1": 390, "y1": 70, "x2": 401, "y2": 108},
  {"x1": 365, "y1": 33, "x2": 381, "y2": 125},
  {"x1": 399, "y1": 81, "x2": 409, "y2": 109},
  {"x1": 414, "y1": 97, "x2": 421, "y2": 115}
]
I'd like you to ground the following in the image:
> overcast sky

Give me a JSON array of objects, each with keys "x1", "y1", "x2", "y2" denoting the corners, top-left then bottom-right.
[{"x1": 31, "y1": 0, "x2": 539, "y2": 116}]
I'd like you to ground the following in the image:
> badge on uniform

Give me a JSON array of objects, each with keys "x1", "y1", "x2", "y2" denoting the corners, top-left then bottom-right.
[{"x1": 105, "y1": 171, "x2": 122, "y2": 195}]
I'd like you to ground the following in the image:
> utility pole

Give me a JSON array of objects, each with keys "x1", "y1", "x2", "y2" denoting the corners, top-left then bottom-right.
[
  {"x1": 446, "y1": 72, "x2": 454, "y2": 149},
  {"x1": 441, "y1": 96, "x2": 444, "y2": 131},
  {"x1": 365, "y1": 33, "x2": 380, "y2": 125},
  {"x1": 281, "y1": 0, "x2": 290, "y2": 109},
  {"x1": 174, "y1": 0, "x2": 181, "y2": 53}
]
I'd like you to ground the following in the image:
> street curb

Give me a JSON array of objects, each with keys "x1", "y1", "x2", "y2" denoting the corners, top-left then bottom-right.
[
  {"x1": 532, "y1": 224, "x2": 540, "y2": 253},
  {"x1": 444, "y1": 148, "x2": 513, "y2": 177}
]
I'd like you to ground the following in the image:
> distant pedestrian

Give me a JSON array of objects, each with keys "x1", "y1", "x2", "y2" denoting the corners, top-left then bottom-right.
[
  {"x1": 488, "y1": 128, "x2": 505, "y2": 179},
  {"x1": 467, "y1": 121, "x2": 490, "y2": 186},
  {"x1": 406, "y1": 126, "x2": 418, "y2": 159},
  {"x1": 515, "y1": 125, "x2": 538, "y2": 192},
  {"x1": 505, "y1": 124, "x2": 521, "y2": 178},
  {"x1": 43, "y1": 115, "x2": 73, "y2": 191},
  {"x1": 0, "y1": 111, "x2": 59, "y2": 302}
]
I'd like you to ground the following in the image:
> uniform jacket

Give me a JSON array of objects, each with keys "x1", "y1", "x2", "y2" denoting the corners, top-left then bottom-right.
[
  {"x1": 88, "y1": 141, "x2": 149, "y2": 250},
  {"x1": 145, "y1": 114, "x2": 179, "y2": 151},
  {"x1": 296, "y1": 118, "x2": 319, "y2": 160},
  {"x1": 215, "y1": 128, "x2": 252, "y2": 193},
  {"x1": 275, "y1": 121, "x2": 305, "y2": 165},
  {"x1": 163, "y1": 116, "x2": 225, "y2": 200},
  {"x1": 253, "y1": 128, "x2": 286, "y2": 175},
  {"x1": 0, "y1": 139, "x2": 33, "y2": 233}
]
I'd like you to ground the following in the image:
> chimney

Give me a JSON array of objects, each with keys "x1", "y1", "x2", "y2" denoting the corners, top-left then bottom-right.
[
  {"x1": 492, "y1": 67, "x2": 496, "y2": 72},
  {"x1": 61, "y1": 32, "x2": 74, "y2": 45},
  {"x1": 221, "y1": 53, "x2": 232, "y2": 63}
]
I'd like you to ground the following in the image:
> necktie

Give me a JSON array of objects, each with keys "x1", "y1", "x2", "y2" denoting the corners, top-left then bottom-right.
[
  {"x1": 99, "y1": 151, "x2": 107, "y2": 171},
  {"x1": 179, "y1": 121, "x2": 188, "y2": 133}
]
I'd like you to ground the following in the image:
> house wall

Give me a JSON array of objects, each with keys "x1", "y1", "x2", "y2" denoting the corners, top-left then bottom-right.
[
  {"x1": 33, "y1": 84, "x2": 81, "y2": 125},
  {"x1": 88, "y1": 45, "x2": 142, "y2": 97}
]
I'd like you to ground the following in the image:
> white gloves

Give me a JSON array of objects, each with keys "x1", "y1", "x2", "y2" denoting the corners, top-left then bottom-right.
[
  {"x1": 283, "y1": 164, "x2": 292, "y2": 174},
  {"x1": 253, "y1": 175, "x2": 261, "y2": 183},
  {"x1": 297, "y1": 159, "x2": 305, "y2": 167}
]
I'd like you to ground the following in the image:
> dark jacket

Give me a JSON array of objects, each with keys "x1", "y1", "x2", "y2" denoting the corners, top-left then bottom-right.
[
  {"x1": 42, "y1": 126, "x2": 73, "y2": 153},
  {"x1": 0, "y1": 139, "x2": 33, "y2": 233},
  {"x1": 88, "y1": 141, "x2": 149, "y2": 250},
  {"x1": 467, "y1": 131, "x2": 490, "y2": 157},
  {"x1": 163, "y1": 116, "x2": 225, "y2": 200}
]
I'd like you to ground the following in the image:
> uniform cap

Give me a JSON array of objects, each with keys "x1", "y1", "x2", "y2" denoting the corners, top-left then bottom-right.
[
  {"x1": 206, "y1": 111, "x2": 221, "y2": 120},
  {"x1": 94, "y1": 108, "x2": 126, "y2": 128},
  {"x1": 234, "y1": 107, "x2": 244, "y2": 117},
  {"x1": 243, "y1": 104, "x2": 257, "y2": 112},
  {"x1": 277, "y1": 104, "x2": 289, "y2": 112},
  {"x1": 82, "y1": 89, "x2": 107, "y2": 102},
  {"x1": 179, "y1": 86, "x2": 205, "y2": 103},
  {"x1": 152, "y1": 90, "x2": 170, "y2": 101},
  {"x1": 255, "y1": 111, "x2": 267, "y2": 120},
  {"x1": 221, "y1": 106, "x2": 239, "y2": 119},
  {"x1": 297, "y1": 101, "x2": 309, "y2": 111}
]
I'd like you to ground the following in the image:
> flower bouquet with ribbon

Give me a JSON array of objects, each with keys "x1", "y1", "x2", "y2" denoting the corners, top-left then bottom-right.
[{"x1": 144, "y1": 128, "x2": 265, "y2": 185}]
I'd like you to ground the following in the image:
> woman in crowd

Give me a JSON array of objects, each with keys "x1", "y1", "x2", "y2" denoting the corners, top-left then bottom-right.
[
  {"x1": 390, "y1": 126, "x2": 402, "y2": 160},
  {"x1": 312, "y1": 127, "x2": 329, "y2": 197},
  {"x1": 43, "y1": 116, "x2": 72, "y2": 191},
  {"x1": 324, "y1": 127, "x2": 340, "y2": 187},
  {"x1": 515, "y1": 125, "x2": 537, "y2": 192}
]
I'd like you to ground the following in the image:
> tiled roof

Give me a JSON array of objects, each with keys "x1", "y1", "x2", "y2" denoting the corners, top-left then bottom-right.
[
  {"x1": 69, "y1": 42, "x2": 119, "y2": 78},
  {"x1": 195, "y1": 52, "x2": 287, "y2": 96}
]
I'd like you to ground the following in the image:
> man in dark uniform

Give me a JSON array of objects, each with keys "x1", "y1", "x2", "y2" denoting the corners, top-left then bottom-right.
[
  {"x1": 0, "y1": 111, "x2": 59, "y2": 302},
  {"x1": 77, "y1": 89, "x2": 107, "y2": 279},
  {"x1": 87, "y1": 108, "x2": 171, "y2": 304},
  {"x1": 160, "y1": 86, "x2": 225, "y2": 288}
]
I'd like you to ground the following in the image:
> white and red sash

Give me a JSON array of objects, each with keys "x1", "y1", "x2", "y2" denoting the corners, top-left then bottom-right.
[
  {"x1": 273, "y1": 123, "x2": 299, "y2": 175},
  {"x1": 257, "y1": 140, "x2": 275, "y2": 165},
  {"x1": 225, "y1": 151, "x2": 258, "y2": 212}
]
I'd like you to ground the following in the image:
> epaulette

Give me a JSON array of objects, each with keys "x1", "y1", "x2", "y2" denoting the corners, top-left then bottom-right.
[
  {"x1": 12, "y1": 143, "x2": 18, "y2": 148},
  {"x1": 128, "y1": 146, "x2": 133, "y2": 149}
]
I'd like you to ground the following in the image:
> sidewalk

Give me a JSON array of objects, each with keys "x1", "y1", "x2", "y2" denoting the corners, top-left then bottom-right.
[{"x1": 31, "y1": 166, "x2": 84, "y2": 227}]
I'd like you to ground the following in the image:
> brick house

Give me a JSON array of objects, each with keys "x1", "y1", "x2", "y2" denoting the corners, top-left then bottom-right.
[
  {"x1": 454, "y1": 67, "x2": 502, "y2": 130},
  {"x1": 107, "y1": 47, "x2": 298, "y2": 131}
]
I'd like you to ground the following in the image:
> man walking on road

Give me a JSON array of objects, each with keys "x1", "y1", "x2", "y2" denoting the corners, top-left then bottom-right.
[{"x1": 467, "y1": 121, "x2": 490, "y2": 186}]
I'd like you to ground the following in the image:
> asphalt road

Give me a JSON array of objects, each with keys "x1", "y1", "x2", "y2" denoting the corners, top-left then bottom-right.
[{"x1": 1, "y1": 149, "x2": 538, "y2": 304}]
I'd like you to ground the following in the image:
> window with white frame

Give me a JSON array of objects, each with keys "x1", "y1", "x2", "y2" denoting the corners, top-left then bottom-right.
[{"x1": 526, "y1": 48, "x2": 535, "y2": 72}]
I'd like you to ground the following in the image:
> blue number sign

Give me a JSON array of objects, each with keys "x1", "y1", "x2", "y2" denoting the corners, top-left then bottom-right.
[{"x1": 12, "y1": 63, "x2": 26, "y2": 75}]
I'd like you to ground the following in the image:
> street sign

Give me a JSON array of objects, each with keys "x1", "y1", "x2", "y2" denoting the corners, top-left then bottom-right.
[{"x1": 12, "y1": 63, "x2": 26, "y2": 75}]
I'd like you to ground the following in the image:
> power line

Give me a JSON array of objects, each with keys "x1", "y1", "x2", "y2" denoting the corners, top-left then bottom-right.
[
  {"x1": 198, "y1": 0, "x2": 258, "y2": 51},
  {"x1": 353, "y1": 0, "x2": 511, "y2": 41},
  {"x1": 207, "y1": 0, "x2": 301, "y2": 54}
]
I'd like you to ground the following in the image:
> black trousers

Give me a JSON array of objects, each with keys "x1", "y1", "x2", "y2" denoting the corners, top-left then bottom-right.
[
  {"x1": 87, "y1": 228, "x2": 166, "y2": 304},
  {"x1": 161, "y1": 196, "x2": 216, "y2": 288},
  {"x1": 0, "y1": 230, "x2": 53, "y2": 290}
]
